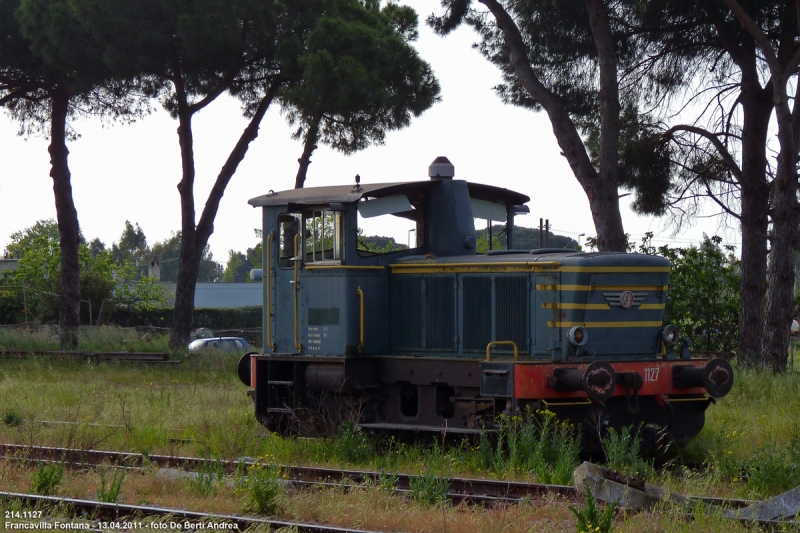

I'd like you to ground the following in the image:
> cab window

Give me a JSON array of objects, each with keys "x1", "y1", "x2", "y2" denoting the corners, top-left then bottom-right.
[
  {"x1": 278, "y1": 213, "x2": 301, "y2": 269},
  {"x1": 471, "y1": 198, "x2": 508, "y2": 252},
  {"x1": 357, "y1": 194, "x2": 421, "y2": 256},
  {"x1": 304, "y1": 209, "x2": 344, "y2": 263}
]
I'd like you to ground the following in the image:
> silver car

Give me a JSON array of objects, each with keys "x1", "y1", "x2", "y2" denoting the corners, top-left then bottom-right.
[{"x1": 188, "y1": 337, "x2": 251, "y2": 352}]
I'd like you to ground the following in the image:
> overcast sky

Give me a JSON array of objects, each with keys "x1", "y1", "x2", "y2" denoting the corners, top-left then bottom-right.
[{"x1": 0, "y1": 1, "x2": 740, "y2": 264}]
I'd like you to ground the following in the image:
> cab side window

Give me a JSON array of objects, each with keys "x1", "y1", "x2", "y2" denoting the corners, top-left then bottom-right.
[
  {"x1": 279, "y1": 213, "x2": 301, "y2": 269},
  {"x1": 304, "y1": 209, "x2": 343, "y2": 263}
]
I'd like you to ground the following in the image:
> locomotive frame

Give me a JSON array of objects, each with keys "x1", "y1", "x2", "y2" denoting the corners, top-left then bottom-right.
[{"x1": 238, "y1": 157, "x2": 733, "y2": 450}]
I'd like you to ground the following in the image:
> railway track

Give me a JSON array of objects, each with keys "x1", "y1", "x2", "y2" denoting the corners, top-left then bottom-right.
[
  {"x1": 0, "y1": 491, "x2": 381, "y2": 533},
  {"x1": 0, "y1": 351, "x2": 178, "y2": 364},
  {"x1": 0, "y1": 444, "x2": 760, "y2": 510},
  {"x1": 0, "y1": 444, "x2": 576, "y2": 506},
  {"x1": 1, "y1": 444, "x2": 786, "y2": 530}
]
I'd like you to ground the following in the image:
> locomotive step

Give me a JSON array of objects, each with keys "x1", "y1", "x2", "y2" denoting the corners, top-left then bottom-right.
[{"x1": 267, "y1": 381, "x2": 295, "y2": 386}]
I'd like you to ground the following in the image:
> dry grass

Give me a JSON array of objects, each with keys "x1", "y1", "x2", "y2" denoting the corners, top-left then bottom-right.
[{"x1": 0, "y1": 461, "x2": 766, "y2": 533}]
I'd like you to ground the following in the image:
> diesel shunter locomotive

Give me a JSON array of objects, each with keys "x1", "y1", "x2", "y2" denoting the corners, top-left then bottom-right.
[{"x1": 238, "y1": 157, "x2": 733, "y2": 449}]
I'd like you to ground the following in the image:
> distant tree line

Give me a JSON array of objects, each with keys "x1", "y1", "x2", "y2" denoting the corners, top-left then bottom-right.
[
  {"x1": 0, "y1": 220, "x2": 168, "y2": 325},
  {"x1": 3, "y1": 0, "x2": 799, "y2": 371}
]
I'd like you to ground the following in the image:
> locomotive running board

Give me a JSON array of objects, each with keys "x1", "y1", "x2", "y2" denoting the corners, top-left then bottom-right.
[{"x1": 359, "y1": 423, "x2": 485, "y2": 434}]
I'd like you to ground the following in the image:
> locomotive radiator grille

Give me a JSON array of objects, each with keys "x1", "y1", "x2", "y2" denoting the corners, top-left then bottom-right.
[
  {"x1": 425, "y1": 276, "x2": 456, "y2": 350},
  {"x1": 495, "y1": 275, "x2": 529, "y2": 352},
  {"x1": 463, "y1": 277, "x2": 491, "y2": 351},
  {"x1": 463, "y1": 274, "x2": 529, "y2": 353},
  {"x1": 391, "y1": 275, "x2": 456, "y2": 351},
  {"x1": 391, "y1": 276, "x2": 423, "y2": 350}
]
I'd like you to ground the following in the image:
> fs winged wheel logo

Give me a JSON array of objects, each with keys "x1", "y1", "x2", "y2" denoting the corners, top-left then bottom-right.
[{"x1": 603, "y1": 290, "x2": 646, "y2": 309}]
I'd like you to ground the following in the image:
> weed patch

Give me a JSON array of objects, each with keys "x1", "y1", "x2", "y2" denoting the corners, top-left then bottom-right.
[
  {"x1": 333, "y1": 421, "x2": 374, "y2": 464},
  {"x1": 189, "y1": 460, "x2": 226, "y2": 497},
  {"x1": 570, "y1": 484, "x2": 618, "y2": 533},
  {"x1": 475, "y1": 409, "x2": 580, "y2": 484},
  {"x1": 241, "y1": 463, "x2": 284, "y2": 515},
  {"x1": 601, "y1": 426, "x2": 653, "y2": 479},
  {"x1": 3, "y1": 410, "x2": 22, "y2": 427},
  {"x1": 97, "y1": 468, "x2": 125, "y2": 503},
  {"x1": 31, "y1": 462, "x2": 63, "y2": 495},
  {"x1": 409, "y1": 471, "x2": 451, "y2": 506}
]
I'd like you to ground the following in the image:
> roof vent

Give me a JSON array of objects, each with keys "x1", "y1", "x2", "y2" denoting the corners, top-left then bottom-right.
[{"x1": 428, "y1": 156, "x2": 454, "y2": 180}]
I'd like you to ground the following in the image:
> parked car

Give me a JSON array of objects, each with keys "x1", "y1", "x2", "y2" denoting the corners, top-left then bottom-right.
[{"x1": 188, "y1": 337, "x2": 251, "y2": 352}]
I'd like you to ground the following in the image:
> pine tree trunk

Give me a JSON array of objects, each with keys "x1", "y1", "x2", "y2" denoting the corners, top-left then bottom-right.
[
  {"x1": 169, "y1": 110, "x2": 198, "y2": 348},
  {"x1": 49, "y1": 88, "x2": 81, "y2": 349},
  {"x1": 760, "y1": 82, "x2": 797, "y2": 372},
  {"x1": 586, "y1": 178, "x2": 627, "y2": 252},
  {"x1": 736, "y1": 81, "x2": 771, "y2": 366},
  {"x1": 294, "y1": 110, "x2": 322, "y2": 189},
  {"x1": 479, "y1": 0, "x2": 627, "y2": 252},
  {"x1": 169, "y1": 89, "x2": 277, "y2": 348}
]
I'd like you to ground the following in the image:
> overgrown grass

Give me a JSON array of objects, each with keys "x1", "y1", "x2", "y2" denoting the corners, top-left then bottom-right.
[
  {"x1": 0, "y1": 325, "x2": 172, "y2": 353},
  {"x1": 1, "y1": 329, "x2": 800, "y2": 506},
  {"x1": 0, "y1": 460, "x2": 771, "y2": 533}
]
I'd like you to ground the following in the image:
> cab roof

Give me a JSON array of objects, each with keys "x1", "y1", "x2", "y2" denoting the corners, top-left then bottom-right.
[{"x1": 248, "y1": 180, "x2": 530, "y2": 208}]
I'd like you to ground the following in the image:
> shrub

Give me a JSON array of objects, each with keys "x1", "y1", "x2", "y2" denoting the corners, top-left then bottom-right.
[
  {"x1": 409, "y1": 470, "x2": 451, "y2": 506},
  {"x1": 479, "y1": 409, "x2": 580, "y2": 484},
  {"x1": 601, "y1": 426, "x2": 653, "y2": 480},
  {"x1": 570, "y1": 484, "x2": 618, "y2": 533},
  {"x1": 2, "y1": 410, "x2": 22, "y2": 427},
  {"x1": 333, "y1": 421, "x2": 374, "y2": 464},
  {"x1": 242, "y1": 464, "x2": 284, "y2": 515},
  {"x1": 32, "y1": 462, "x2": 63, "y2": 495}
]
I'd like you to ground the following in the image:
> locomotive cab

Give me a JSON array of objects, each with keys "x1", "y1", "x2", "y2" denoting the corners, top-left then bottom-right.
[{"x1": 240, "y1": 157, "x2": 733, "y2": 450}]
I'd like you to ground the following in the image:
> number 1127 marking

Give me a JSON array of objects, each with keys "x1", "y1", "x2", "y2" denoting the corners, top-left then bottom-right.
[{"x1": 644, "y1": 367, "x2": 660, "y2": 382}]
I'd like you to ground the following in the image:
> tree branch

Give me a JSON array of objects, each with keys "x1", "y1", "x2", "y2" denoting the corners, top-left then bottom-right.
[
  {"x1": 666, "y1": 124, "x2": 743, "y2": 181},
  {"x1": 195, "y1": 80, "x2": 282, "y2": 248},
  {"x1": 705, "y1": 182, "x2": 742, "y2": 219},
  {"x1": 720, "y1": 0, "x2": 779, "y2": 71},
  {"x1": 477, "y1": 0, "x2": 598, "y2": 187}
]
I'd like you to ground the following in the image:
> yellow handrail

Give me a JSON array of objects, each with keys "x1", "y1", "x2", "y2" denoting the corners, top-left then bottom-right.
[
  {"x1": 294, "y1": 233, "x2": 302, "y2": 352},
  {"x1": 357, "y1": 286, "x2": 364, "y2": 353},
  {"x1": 266, "y1": 231, "x2": 275, "y2": 352},
  {"x1": 485, "y1": 341, "x2": 519, "y2": 361}
]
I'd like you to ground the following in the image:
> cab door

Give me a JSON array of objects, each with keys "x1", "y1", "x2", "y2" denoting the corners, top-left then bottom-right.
[{"x1": 273, "y1": 212, "x2": 302, "y2": 353}]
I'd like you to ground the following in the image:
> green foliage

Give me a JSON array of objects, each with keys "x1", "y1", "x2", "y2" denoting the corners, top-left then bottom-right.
[
  {"x1": 107, "y1": 305, "x2": 261, "y2": 330},
  {"x1": 477, "y1": 409, "x2": 580, "y2": 485},
  {"x1": 475, "y1": 233, "x2": 503, "y2": 253},
  {"x1": 0, "y1": 224, "x2": 167, "y2": 324},
  {"x1": 570, "y1": 484, "x2": 618, "y2": 533},
  {"x1": 242, "y1": 463, "x2": 284, "y2": 515},
  {"x1": 6, "y1": 219, "x2": 63, "y2": 258},
  {"x1": 601, "y1": 426, "x2": 653, "y2": 480},
  {"x1": 284, "y1": 0, "x2": 440, "y2": 155},
  {"x1": 409, "y1": 470, "x2": 451, "y2": 506},
  {"x1": 142, "y1": 232, "x2": 222, "y2": 283},
  {"x1": 96, "y1": 468, "x2": 125, "y2": 503},
  {"x1": 741, "y1": 435, "x2": 800, "y2": 496},
  {"x1": 222, "y1": 251, "x2": 253, "y2": 283},
  {"x1": 356, "y1": 228, "x2": 408, "y2": 254},
  {"x1": 376, "y1": 468, "x2": 398, "y2": 493},
  {"x1": 637, "y1": 233, "x2": 739, "y2": 351},
  {"x1": 111, "y1": 220, "x2": 148, "y2": 276},
  {"x1": 2, "y1": 410, "x2": 22, "y2": 427},
  {"x1": 477, "y1": 224, "x2": 578, "y2": 251},
  {"x1": 31, "y1": 461, "x2": 64, "y2": 495},
  {"x1": 189, "y1": 460, "x2": 225, "y2": 497},
  {"x1": 333, "y1": 421, "x2": 375, "y2": 463}
]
